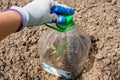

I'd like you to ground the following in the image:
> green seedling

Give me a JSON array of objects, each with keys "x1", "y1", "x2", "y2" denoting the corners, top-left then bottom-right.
[
  {"x1": 51, "y1": 45, "x2": 57, "y2": 54},
  {"x1": 51, "y1": 41, "x2": 68, "y2": 61}
]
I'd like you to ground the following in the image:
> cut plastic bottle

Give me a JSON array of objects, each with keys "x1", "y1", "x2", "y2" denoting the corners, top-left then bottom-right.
[{"x1": 38, "y1": 22, "x2": 91, "y2": 79}]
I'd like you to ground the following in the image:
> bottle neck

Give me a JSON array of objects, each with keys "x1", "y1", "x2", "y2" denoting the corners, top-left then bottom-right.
[{"x1": 45, "y1": 15, "x2": 75, "y2": 32}]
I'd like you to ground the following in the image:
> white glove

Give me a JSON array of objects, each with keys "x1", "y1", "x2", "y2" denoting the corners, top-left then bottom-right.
[{"x1": 9, "y1": 0, "x2": 74, "y2": 30}]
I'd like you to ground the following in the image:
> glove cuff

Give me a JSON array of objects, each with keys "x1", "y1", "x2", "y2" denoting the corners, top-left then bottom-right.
[{"x1": 10, "y1": 6, "x2": 29, "y2": 29}]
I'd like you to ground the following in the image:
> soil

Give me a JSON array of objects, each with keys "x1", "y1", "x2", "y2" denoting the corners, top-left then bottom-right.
[{"x1": 0, "y1": 0, "x2": 120, "y2": 80}]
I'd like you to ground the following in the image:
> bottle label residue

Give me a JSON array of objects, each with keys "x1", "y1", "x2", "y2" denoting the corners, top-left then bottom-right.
[{"x1": 42, "y1": 63, "x2": 72, "y2": 79}]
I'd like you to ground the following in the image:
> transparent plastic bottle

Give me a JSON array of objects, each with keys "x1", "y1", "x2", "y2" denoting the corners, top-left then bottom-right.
[{"x1": 38, "y1": 22, "x2": 91, "y2": 79}]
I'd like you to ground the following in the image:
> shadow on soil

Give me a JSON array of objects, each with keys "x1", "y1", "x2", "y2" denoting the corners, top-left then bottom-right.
[{"x1": 83, "y1": 35, "x2": 99, "y2": 72}]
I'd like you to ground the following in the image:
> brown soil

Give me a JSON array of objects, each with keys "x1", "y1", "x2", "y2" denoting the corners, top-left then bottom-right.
[{"x1": 0, "y1": 0, "x2": 120, "y2": 80}]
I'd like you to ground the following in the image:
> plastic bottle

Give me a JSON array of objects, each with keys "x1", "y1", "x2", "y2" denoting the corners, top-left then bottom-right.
[{"x1": 38, "y1": 15, "x2": 91, "y2": 79}]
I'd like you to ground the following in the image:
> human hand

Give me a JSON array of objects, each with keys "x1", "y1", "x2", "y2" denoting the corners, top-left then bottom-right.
[{"x1": 10, "y1": 0, "x2": 74, "y2": 30}]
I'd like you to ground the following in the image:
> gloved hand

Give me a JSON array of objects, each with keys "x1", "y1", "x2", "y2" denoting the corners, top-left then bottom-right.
[{"x1": 9, "y1": 0, "x2": 74, "y2": 30}]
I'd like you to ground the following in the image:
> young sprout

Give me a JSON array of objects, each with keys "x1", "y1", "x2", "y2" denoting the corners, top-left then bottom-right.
[
  {"x1": 51, "y1": 41, "x2": 68, "y2": 61},
  {"x1": 51, "y1": 45, "x2": 57, "y2": 54}
]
